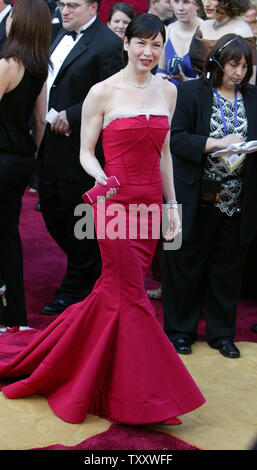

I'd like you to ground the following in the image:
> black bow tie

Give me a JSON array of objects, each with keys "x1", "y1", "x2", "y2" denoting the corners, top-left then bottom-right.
[
  {"x1": 65, "y1": 30, "x2": 78, "y2": 41},
  {"x1": 64, "y1": 29, "x2": 85, "y2": 41}
]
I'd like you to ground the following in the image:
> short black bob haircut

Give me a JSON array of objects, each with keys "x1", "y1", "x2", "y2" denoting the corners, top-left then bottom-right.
[
  {"x1": 123, "y1": 13, "x2": 166, "y2": 65},
  {"x1": 204, "y1": 33, "x2": 253, "y2": 93}
]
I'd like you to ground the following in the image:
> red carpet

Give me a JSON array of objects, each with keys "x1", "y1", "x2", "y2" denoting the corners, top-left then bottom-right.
[
  {"x1": 32, "y1": 424, "x2": 199, "y2": 451},
  {"x1": 1, "y1": 191, "x2": 256, "y2": 451}
]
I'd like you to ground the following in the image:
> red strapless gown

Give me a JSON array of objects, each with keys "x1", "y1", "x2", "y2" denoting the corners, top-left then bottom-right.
[{"x1": 0, "y1": 115, "x2": 205, "y2": 424}]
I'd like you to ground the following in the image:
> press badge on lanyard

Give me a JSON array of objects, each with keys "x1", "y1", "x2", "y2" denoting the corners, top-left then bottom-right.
[{"x1": 214, "y1": 88, "x2": 246, "y2": 172}]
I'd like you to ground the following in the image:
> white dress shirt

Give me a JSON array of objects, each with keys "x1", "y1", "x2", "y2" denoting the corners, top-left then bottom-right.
[
  {"x1": 0, "y1": 5, "x2": 12, "y2": 23},
  {"x1": 47, "y1": 15, "x2": 97, "y2": 108}
]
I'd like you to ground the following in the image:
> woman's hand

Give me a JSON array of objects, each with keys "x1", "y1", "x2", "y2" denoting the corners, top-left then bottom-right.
[
  {"x1": 105, "y1": 188, "x2": 118, "y2": 201},
  {"x1": 164, "y1": 206, "x2": 181, "y2": 242},
  {"x1": 157, "y1": 65, "x2": 187, "y2": 83},
  {"x1": 171, "y1": 64, "x2": 187, "y2": 83},
  {"x1": 51, "y1": 110, "x2": 70, "y2": 135},
  {"x1": 95, "y1": 176, "x2": 118, "y2": 202},
  {"x1": 205, "y1": 133, "x2": 244, "y2": 153},
  {"x1": 217, "y1": 133, "x2": 244, "y2": 149}
]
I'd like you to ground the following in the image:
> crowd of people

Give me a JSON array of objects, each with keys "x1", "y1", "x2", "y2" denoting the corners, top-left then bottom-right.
[{"x1": 0, "y1": 0, "x2": 256, "y2": 428}]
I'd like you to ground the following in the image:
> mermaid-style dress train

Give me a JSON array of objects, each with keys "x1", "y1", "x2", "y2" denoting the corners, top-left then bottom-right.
[{"x1": 0, "y1": 114, "x2": 205, "y2": 424}]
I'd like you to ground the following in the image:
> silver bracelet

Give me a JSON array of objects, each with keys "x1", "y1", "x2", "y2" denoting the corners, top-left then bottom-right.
[{"x1": 167, "y1": 200, "x2": 178, "y2": 209}]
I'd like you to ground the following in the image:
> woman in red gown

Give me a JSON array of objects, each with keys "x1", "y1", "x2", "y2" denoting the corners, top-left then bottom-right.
[{"x1": 0, "y1": 13, "x2": 205, "y2": 425}]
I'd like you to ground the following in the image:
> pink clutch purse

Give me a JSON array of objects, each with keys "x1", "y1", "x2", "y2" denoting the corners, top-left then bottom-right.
[{"x1": 82, "y1": 175, "x2": 120, "y2": 205}]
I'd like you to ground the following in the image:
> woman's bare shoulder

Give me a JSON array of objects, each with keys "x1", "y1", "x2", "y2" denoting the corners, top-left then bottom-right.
[
  {"x1": 83, "y1": 73, "x2": 122, "y2": 116},
  {"x1": 0, "y1": 57, "x2": 21, "y2": 74},
  {"x1": 89, "y1": 72, "x2": 121, "y2": 99},
  {"x1": 153, "y1": 74, "x2": 177, "y2": 96},
  {"x1": 0, "y1": 58, "x2": 24, "y2": 94},
  {"x1": 152, "y1": 75, "x2": 177, "y2": 115}
]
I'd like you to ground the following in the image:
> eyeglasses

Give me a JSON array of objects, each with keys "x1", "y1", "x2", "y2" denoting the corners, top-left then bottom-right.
[{"x1": 56, "y1": 1, "x2": 86, "y2": 11}]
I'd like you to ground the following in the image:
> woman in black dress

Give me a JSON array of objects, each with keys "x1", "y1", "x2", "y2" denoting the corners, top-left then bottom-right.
[{"x1": 0, "y1": 0, "x2": 51, "y2": 328}]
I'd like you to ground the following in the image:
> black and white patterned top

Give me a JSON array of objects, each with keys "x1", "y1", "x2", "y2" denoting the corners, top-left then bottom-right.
[{"x1": 203, "y1": 90, "x2": 248, "y2": 216}]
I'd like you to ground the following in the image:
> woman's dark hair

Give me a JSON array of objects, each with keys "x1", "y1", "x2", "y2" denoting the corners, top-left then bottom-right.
[
  {"x1": 1, "y1": 0, "x2": 52, "y2": 80},
  {"x1": 123, "y1": 13, "x2": 166, "y2": 65},
  {"x1": 108, "y1": 2, "x2": 135, "y2": 23},
  {"x1": 204, "y1": 33, "x2": 253, "y2": 92},
  {"x1": 215, "y1": 0, "x2": 250, "y2": 18}
]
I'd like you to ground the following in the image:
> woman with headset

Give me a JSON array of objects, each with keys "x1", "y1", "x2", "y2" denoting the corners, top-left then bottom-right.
[{"x1": 162, "y1": 34, "x2": 257, "y2": 358}]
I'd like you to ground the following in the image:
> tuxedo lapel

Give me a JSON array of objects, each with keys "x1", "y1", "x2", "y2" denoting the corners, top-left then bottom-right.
[
  {"x1": 0, "y1": 11, "x2": 9, "y2": 44},
  {"x1": 50, "y1": 29, "x2": 66, "y2": 54},
  {"x1": 54, "y1": 39, "x2": 89, "y2": 83},
  {"x1": 51, "y1": 17, "x2": 100, "y2": 85},
  {"x1": 0, "y1": 22, "x2": 5, "y2": 42}
]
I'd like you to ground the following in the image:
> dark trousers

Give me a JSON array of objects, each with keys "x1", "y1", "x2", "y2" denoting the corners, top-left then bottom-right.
[
  {"x1": 0, "y1": 153, "x2": 35, "y2": 326},
  {"x1": 162, "y1": 206, "x2": 248, "y2": 346},
  {"x1": 39, "y1": 177, "x2": 101, "y2": 303},
  {"x1": 241, "y1": 233, "x2": 257, "y2": 299}
]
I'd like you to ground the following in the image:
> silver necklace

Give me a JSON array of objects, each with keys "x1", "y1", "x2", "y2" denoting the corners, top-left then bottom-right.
[
  {"x1": 121, "y1": 69, "x2": 151, "y2": 89},
  {"x1": 213, "y1": 18, "x2": 231, "y2": 30}
]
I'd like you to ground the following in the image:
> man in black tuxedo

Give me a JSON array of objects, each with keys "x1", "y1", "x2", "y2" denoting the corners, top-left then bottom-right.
[
  {"x1": 0, "y1": 0, "x2": 12, "y2": 51},
  {"x1": 39, "y1": 0, "x2": 123, "y2": 315}
]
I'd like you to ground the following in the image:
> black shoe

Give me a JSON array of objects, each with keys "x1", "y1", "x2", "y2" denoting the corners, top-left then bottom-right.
[
  {"x1": 251, "y1": 324, "x2": 257, "y2": 333},
  {"x1": 212, "y1": 339, "x2": 240, "y2": 358},
  {"x1": 173, "y1": 338, "x2": 192, "y2": 355},
  {"x1": 41, "y1": 298, "x2": 71, "y2": 315}
]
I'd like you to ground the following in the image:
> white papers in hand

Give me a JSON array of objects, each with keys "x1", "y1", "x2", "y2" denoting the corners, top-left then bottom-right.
[
  {"x1": 45, "y1": 108, "x2": 71, "y2": 137},
  {"x1": 211, "y1": 140, "x2": 257, "y2": 157}
]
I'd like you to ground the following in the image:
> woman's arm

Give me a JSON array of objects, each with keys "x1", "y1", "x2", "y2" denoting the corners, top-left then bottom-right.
[
  {"x1": 79, "y1": 84, "x2": 108, "y2": 184},
  {"x1": 33, "y1": 82, "x2": 47, "y2": 155},
  {"x1": 160, "y1": 82, "x2": 177, "y2": 201},
  {"x1": 160, "y1": 83, "x2": 181, "y2": 240},
  {"x1": 204, "y1": 133, "x2": 244, "y2": 153},
  {"x1": 160, "y1": 130, "x2": 177, "y2": 205}
]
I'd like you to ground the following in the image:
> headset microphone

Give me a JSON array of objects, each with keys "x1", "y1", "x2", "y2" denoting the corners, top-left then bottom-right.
[
  {"x1": 206, "y1": 36, "x2": 241, "y2": 82},
  {"x1": 207, "y1": 56, "x2": 243, "y2": 90}
]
